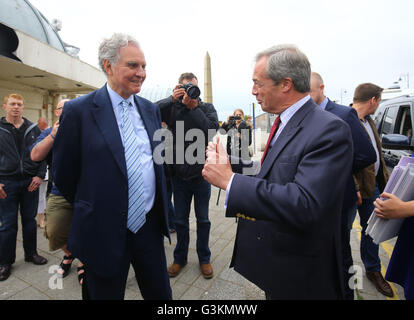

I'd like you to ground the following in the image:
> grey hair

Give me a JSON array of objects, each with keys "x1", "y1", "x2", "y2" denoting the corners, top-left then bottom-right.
[
  {"x1": 255, "y1": 44, "x2": 311, "y2": 93},
  {"x1": 98, "y1": 33, "x2": 140, "y2": 74}
]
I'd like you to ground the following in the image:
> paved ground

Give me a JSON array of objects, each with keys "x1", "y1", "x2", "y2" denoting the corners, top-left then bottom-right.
[
  {"x1": 350, "y1": 219, "x2": 405, "y2": 300},
  {"x1": 0, "y1": 183, "x2": 405, "y2": 300}
]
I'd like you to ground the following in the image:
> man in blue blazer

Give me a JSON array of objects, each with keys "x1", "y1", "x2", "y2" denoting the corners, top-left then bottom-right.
[
  {"x1": 203, "y1": 45, "x2": 353, "y2": 299},
  {"x1": 52, "y1": 33, "x2": 171, "y2": 300},
  {"x1": 310, "y1": 72, "x2": 377, "y2": 299}
]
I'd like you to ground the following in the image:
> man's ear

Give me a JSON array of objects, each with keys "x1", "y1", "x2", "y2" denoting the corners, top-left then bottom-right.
[
  {"x1": 281, "y1": 78, "x2": 293, "y2": 92},
  {"x1": 104, "y1": 59, "x2": 113, "y2": 76},
  {"x1": 320, "y1": 83, "x2": 325, "y2": 92}
]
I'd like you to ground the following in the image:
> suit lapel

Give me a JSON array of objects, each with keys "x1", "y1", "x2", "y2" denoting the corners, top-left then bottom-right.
[
  {"x1": 133, "y1": 95, "x2": 157, "y2": 152},
  {"x1": 257, "y1": 100, "x2": 315, "y2": 178},
  {"x1": 91, "y1": 86, "x2": 127, "y2": 179},
  {"x1": 90, "y1": 89, "x2": 160, "y2": 180},
  {"x1": 134, "y1": 95, "x2": 164, "y2": 198}
]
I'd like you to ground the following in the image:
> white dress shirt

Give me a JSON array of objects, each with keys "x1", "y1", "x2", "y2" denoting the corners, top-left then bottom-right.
[{"x1": 106, "y1": 83, "x2": 156, "y2": 214}]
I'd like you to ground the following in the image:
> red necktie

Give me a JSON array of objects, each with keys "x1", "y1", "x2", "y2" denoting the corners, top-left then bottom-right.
[{"x1": 261, "y1": 116, "x2": 281, "y2": 164}]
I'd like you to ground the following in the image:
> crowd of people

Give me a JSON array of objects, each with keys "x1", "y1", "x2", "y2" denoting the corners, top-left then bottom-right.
[{"x1": 0, "y1": 32, "x2": 412, "y2": 300}]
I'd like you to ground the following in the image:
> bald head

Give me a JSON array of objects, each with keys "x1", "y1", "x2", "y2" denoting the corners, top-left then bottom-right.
[
  {"x1": 57, "y1": 99, "x2": 70, "y2": 109},
  {"x1": 37, "y1": 117, "x2": 49, "y2": 130},
  {"x1": 310, "y1": 72, "x2": 325, "y2": 105},
  {"x1": 54, "y1": 99, "x2": 70, "y2": 118}
]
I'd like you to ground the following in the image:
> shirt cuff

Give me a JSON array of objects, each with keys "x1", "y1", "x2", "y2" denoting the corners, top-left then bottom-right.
[{"x1": 224, "y1": 173, "x2": 236, "y2": 209}]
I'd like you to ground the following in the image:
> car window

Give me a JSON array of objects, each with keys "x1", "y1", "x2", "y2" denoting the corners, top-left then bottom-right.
[
  {"x1": 395, "y1": 105, "x2": 412, "y2": 140},
  {"x1": 381, "y1": 106, "x2": 399, "y2": 134}
]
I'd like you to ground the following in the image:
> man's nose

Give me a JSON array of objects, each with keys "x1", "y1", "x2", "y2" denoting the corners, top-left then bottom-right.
[
  {"x1": 136, "y1": 67, "x2": 146, "y2": 77},
  {"x1": 252, "y1": 85, "x2": 258, "y2": 96}
]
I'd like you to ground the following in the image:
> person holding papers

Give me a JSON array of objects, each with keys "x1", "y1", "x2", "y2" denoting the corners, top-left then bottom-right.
[
  {"x1": 374, "y1": 193, "x2": 414, "y2": 219},
  {"x1": 374, "y1": 193, "x2": 414, "y2": 300}
]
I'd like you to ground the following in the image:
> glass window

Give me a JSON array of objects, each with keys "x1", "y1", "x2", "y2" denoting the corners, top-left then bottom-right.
[
  {"x1": 395, "y1": 105, "x2": 412, "y2": 140},
  {"x1": 381, "y1": 106, "x2": 399, "y2": 135}
]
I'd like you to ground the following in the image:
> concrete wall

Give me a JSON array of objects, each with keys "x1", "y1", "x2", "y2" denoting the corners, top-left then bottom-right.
[
  {"x1": 0, "y1": 80, "x2": 76, "y2": 125},
  {"x1": 16, "y1": 31, "x2": 105, "y2": 90},
  {"x1": 1, "y1": 30, "x2": 105, "y2": 124},
  {"x1": 0, "y1": 79, "x2": 50, "y2": 124}
]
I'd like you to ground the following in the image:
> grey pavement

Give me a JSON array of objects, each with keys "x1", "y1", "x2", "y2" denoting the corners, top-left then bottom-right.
[{"x1": 0, "y1": 186, "x2": 406, "y2": 300}]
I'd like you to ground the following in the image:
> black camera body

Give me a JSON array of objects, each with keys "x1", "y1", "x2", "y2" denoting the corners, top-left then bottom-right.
[
  {"x1": 179, "y1": 82, "x2": 201, "y2": 100},
  {"x1": 229, "y1": 115, "x2": 242, "y2": 122},
  {"x1": 228, "y1": 115, "x2": 242, "y2": 128}
]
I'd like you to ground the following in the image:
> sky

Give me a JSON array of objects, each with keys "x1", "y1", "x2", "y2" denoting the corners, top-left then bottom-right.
[{"x1": 30, "y1": 0, "x2": 414, "y2": 121}]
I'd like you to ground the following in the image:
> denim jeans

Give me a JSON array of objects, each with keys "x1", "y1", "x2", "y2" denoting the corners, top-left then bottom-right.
[
  {"x1": 0, "y1": 177, "x2": 39, "y2": 266},
  {"x1": 172, "y1": 176, "x2": 211, "y2": 265},
  {"x1": 351, "y1": 185, "x2": 381, "y2": 273}
]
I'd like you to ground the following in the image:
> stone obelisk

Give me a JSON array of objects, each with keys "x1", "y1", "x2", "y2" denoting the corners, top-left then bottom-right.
[{"x1": 204, "y1": 52, "x2": 213, "y2": 104}]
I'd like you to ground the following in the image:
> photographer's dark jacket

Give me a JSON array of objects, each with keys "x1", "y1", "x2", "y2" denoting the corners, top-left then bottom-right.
[
  {"x1": 157, "y1": 96, "x2": 219, "y2": 181},
  {"x1": 221, "y1": 120, "x2": 252, "y2": 159},
  {"x1": 0, "y1": 117, "x2": 46, "y2": 179}
]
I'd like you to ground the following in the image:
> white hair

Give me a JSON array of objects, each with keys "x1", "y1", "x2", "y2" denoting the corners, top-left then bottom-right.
[{"x1": 98, "y1": 33, "x2": 140, "y2": 74}]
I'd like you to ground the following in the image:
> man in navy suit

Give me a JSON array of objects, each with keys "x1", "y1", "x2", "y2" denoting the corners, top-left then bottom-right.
[
  {"x1": 53, "y1": 33, "x2": 172, "y2": 300},
  {"x1": 310, "y1": 72, "x2": 377, "y2": 299},
  {"x1": 203, "y1": 45, "x2": 353, "y2": 299}
]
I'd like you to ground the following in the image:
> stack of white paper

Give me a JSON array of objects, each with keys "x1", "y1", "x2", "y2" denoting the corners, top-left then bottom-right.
[{"x1": 366, "y1": 156, "x2": 414, "y2": 244}]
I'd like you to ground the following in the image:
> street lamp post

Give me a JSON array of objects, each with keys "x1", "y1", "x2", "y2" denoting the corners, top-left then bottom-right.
[
  {"x1": 399, "y1": 73, "x2": 410, "y2": 89},
  {"x1": 252, "y1": 102, "x2": 256, "y2": 154}
]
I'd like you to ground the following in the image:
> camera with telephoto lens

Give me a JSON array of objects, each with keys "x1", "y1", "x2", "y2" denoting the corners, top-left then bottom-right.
[
  {"x1": 228, "y1": 115, "x2": 242, "y2": 128},
  {"x1": 179, "y1": 82, "x2": 201, "y2": 100}
]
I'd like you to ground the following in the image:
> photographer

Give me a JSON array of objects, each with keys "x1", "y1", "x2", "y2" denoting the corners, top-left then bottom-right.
[
  {"x1": 157, "y1": 72, "x2": 219, "y2": 280},
  {"x1": 221, "y1": 109, "x2": 252, "y2": 160}
]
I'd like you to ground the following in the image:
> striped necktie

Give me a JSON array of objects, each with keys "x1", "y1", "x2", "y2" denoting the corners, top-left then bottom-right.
[{"x1": 120, "y1": 100, "x2": 146, "y2": 233}]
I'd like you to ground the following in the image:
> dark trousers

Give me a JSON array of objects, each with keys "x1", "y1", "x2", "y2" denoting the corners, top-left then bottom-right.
[
  {"x1": 348, "y1": 186, "x2": 382, "y2": 273},
  {"x1": 357, "y1": 186, "x2": 382, "y2": 272},
  {"x1": 83, "y1": 211, "x2": 172, "y2": 300},
  {"x1": 172, "y1": 176, "x2": 211, "y2": 265},
  {"x1": 0, "y1": 177, "x2": 39, "y2": 266},
  {"x1": 166, "y1": 178, "x2": 176, "y2": 230}
]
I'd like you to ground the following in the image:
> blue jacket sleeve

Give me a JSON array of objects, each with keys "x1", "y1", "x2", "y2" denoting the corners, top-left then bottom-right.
[
  {"x1": 346, "y1": 108, "x2": 377, "y2": 172},
  {"x1": 52, "y1": 103, "x2": 81, "y2": 204}
]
